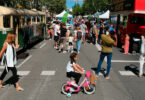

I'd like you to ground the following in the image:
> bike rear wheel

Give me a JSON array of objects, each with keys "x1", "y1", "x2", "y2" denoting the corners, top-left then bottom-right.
[
  {"x1": 61, "y1": 83, "x2": 69, "y2": 95},
  {"x1": 83, "y1": 84, "x2": 96, "y2": 94}
]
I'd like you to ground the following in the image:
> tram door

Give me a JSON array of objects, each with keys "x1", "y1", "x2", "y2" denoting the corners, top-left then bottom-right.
[{"x1": 13, "y1": 16, "x2": 20, "y2": 45}]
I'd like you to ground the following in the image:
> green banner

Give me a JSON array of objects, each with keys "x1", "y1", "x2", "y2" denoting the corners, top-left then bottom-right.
[{"x1": 62, "y1": 12, "x2": 69, "y2": 23}]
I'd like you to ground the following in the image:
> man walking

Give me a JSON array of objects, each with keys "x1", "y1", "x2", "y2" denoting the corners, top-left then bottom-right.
[
  {"x1": 92, "y1": 22, "x2": 98, "y2": 45},
  {"x1": 95, "y1": 30, "x2": 117, "y2": 79},
  {"x1": 80, "y1": 21, "x2": 87, "y2": 43}
]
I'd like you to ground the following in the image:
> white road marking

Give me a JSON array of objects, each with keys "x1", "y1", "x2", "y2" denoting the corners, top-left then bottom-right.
[
  {"x1": 16, "y1": 55, "x2": 32, "y2": 68},
  {"x1": 41, "y1": 71, "x2": 56, "y2": 76},
  {"x1": 119, "y1": 71, "x2": 135, "y2": 76},
  {"x1": 39, "y1": 42, "x2": 46, "y2": 48},
  {"x1": 111, "y1": 60, "x2": 142, "y2": 63},
  {"x1": 17, "y1": 71, "x2": 30, "y2": 76},
  {"x1": 0, "y1": 66, "x2": 4, "y2": 69},
  {"x1": 95, "y1": 43, "x2": 143, "y2": 63}
]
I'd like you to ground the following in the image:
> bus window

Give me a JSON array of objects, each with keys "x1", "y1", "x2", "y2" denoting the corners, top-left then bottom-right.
[
  {"x1": 3, "y1": 15, "x2": 10, "y2": 28},
  {"x1": 129, "y1": 15, "x2": 145, "y2": 25}
]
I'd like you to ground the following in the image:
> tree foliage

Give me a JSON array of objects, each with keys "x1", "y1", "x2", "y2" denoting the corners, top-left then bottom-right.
[
  {"x1": 72, "y1": 4, "x2": 82, "y2": 16},
  {"x1": 0, "y1": 0, "x2": 66, "y2": 14},
  {"x1": 73, "y1": 0, "x2": 111, "y2": 15}
]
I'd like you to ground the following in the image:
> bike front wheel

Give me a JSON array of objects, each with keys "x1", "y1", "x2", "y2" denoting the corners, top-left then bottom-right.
[
  {"x1": 61, "y1": 83, "x2": 69, "y2": 95},
  {"x1": 83, "y1": 84, "x2": 96, "y2": 94}
]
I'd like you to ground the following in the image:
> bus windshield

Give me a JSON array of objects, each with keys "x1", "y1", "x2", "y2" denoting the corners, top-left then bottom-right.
[{"x1": 129, "y1": 15, "x2": 145, "y2": 25}]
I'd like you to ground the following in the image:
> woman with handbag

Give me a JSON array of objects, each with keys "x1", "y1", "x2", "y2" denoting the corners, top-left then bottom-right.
[{"x1": 0, "y1": 33, "x2": 24, "y2": 91}]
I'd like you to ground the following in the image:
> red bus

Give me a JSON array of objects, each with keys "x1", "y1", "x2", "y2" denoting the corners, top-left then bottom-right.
[{"x1": 110, "y1": 0, "x2": 145, "y2": 53}]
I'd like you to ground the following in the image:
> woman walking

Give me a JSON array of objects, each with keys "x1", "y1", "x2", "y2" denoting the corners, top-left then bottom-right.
[
  {"x1": 139, "y1": 32, "x2": 145, "y2": 77},
  {"x1": 0, "y1": 33, "x2": 24, "y2": 91}
]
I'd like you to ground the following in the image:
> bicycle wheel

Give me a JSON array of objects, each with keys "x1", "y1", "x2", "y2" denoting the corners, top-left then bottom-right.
[
  {"x1": 61, "y1": 83, "x2": 69, "y2": 95},
  {"x1": 83, "y1": 84, "x2": 96, "y2": 94}
]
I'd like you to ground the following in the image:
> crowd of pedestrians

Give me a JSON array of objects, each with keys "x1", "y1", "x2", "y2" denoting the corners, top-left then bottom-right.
[{"x1": 46, "y1": 18, "x2": 120, "y2": 80}]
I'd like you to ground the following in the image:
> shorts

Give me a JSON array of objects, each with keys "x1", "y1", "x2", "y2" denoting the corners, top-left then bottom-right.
[
  {"x1": 54, "y1": 36, "x2": 59, "y2": 42},
  {"x1": 69, "y1": 42, "x2": 73, "y2": 46},
  {"x1": 66, "y1": 72, "x2": 81, "y2": 84},
  {"x1": 60, "y1": 37, "x2": 65, "y2": 44}
]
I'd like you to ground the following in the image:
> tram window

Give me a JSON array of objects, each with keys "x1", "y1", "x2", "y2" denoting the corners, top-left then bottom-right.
[
  {"x1": 129, "y1": 15, "x2": 145, "y2": 25},
  {"x1": 3, "y1": 15, "x2": 10, "y2": 28},
  {"x1": 27, "y1": 16, "x2": 31, "y2": 25},
  {"x1": 37, "y1": 16, "x2": 40, "y2": 22},
  {"x1": 13, "y1": 17, "x2": 20, "y2": 28},
  {"x1": 41, "y1": 16, "x2": 43, "y2": 22},
  {"x1": 33, "y1": 16, "x2": 36, "y2": 22},
  {"x1": 22, "y1": 16, "x2": 25, "y2": 25}
]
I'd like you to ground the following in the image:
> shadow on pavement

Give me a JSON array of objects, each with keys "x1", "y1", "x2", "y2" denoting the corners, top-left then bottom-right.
[
  {"x1": 91, "y1": 67, "x2": 106, "y2": 76},
  {"x1": 2, "y1": 75, "x2": 21, "y2": 87},
  {"x1": 124, "y1": 64, "x2": 139, "y2": 76}
]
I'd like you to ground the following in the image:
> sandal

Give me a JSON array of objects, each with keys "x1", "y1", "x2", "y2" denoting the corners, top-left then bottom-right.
[
  {"x1": 138, "y1": 75, "x2": 142, "y2": 78},
  {"x1": 16, "y1": 86, "x2": 24, "y2": 91},
  {"x1": 105, "y1": 76, "x2": 110, "y2": 79}
]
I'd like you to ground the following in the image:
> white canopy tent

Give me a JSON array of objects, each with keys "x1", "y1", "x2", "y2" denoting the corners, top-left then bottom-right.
[
  {"x1": 56, "y1": 10, "x2": 73, "y2": 18},
  {"x1": 99, "y1": 10, "x2": 110, "y2": 19}
]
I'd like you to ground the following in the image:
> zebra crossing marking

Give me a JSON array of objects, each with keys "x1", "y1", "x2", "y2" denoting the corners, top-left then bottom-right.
[
  {"x1": 119, "y1": 71, "x2": 136, "y2": 76},
  {"x1": 0, "y1": 70, "x2": 137, "y2": 77},
  {"x1": 0, "y1": 66, "x2": 4, "y2": 69},
  {"x1": 17, "y1": 71, "x2": 30, "y2": 76},
  {"x1": 40, "y1": 71, "x2": 56, "y2": 76}
]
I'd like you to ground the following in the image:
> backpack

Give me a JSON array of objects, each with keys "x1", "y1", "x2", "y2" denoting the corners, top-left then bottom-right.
[{"x1": 77, "y1": 31, "x2": 82, "y2": 40}]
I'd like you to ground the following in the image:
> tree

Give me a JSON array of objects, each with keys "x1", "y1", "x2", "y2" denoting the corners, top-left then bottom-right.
[
  {"x1": 72, "y1": 4, "x2": 82, "y2": 16},
  {"x1": 81, "y1": 0, "x2": 111, "y2": 15}
]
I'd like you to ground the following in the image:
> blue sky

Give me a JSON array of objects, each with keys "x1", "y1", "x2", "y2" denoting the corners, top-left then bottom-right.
[{"x1": 66, "y1": 0, "x2": 83, "y2": 9}]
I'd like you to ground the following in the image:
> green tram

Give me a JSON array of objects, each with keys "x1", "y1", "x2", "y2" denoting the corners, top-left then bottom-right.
[{"x1": 0, "y1": 6, "x2": 46, "y2": 50}]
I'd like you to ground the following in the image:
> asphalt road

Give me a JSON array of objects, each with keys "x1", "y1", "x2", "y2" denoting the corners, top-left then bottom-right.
[{"x1": 0, "y1": 39, "x2": 145, "y2": 100}]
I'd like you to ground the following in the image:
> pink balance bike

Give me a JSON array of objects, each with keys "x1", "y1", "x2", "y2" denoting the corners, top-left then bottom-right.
[{"x1": 61, "y1": 70, "x2": 96, "y2": 97}]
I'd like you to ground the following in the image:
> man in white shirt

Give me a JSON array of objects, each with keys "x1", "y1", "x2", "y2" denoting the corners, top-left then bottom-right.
[{"x1": 54, "y1": 22, "x2": 60, "y2": 49}]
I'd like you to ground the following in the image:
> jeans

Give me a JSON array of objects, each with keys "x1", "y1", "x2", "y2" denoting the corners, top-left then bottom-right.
[
  {"x1": 96, "y1": 52, "x2": 112, "y2": 76},
  {"x1": 76, "y1": 40, "x2": 82, "y2": 52}
]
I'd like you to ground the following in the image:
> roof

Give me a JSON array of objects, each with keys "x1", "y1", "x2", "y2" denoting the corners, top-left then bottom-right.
[{"x1": 0, "y1": 6, "x2": 45, "y2": 16}]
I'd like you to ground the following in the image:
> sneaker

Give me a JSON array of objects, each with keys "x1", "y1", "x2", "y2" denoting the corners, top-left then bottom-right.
[
  {"x1": 71, "y1": 50, "x2": 74, "y2": 53},
  {"x1": 0, "y1": 84, "x2": 5, "y2": 88},
  {"x1": 63, "y1": 51, "x2": 66, "y2": 53}
]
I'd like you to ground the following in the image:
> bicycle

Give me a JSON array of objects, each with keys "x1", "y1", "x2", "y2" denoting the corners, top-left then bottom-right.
[{"x1": 61, "y1": 70, "x2": 96, "y2": 97}]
